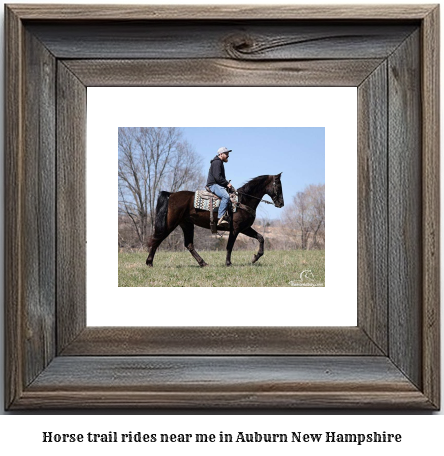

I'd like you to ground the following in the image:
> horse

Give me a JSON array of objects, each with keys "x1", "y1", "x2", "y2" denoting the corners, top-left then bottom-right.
[{"x1": 146, "y1": 173, "x2": 284, "y2": 267}]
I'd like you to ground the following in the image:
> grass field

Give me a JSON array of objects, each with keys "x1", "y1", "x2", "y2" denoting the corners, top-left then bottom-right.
[{"x1": 119, "y1": 250, "x2": 325, "y2": 287}]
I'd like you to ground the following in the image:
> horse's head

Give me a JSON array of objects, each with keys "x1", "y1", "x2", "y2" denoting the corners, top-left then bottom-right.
[{"x1": 267, "y1": 173, "x2": 284, "y2": 208}]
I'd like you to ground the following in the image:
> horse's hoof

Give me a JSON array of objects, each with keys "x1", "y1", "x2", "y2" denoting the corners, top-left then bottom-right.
[
  {"x1": 146, "y1": 262, "x2": 153, "y2": 268},
  {"x1": 200, "y1": 262, "x2": 209, "y2": 268},
  {"x1": 226, "y1": 262, "x2": 232, "y2": 267},
  {"x1": 252, "y1": 253, "x2": 262, "y2": 264}
]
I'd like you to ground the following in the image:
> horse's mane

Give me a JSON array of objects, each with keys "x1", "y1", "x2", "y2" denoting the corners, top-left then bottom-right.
[{"x1": 237, "y1": 175, "x2": 269, "y2": 194}]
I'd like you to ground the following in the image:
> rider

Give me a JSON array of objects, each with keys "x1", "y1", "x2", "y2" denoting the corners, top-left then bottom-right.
[{"x1": 206, "y1": 146, "x2": 233, "y2": 226}]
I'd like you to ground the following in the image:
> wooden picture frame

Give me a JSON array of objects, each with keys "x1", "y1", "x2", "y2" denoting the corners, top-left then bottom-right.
[{"x1": 5, "y1": 4, "x2": 440, "y2": 409}]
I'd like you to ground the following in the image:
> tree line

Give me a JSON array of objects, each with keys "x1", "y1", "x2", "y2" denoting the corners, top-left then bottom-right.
[
  {"x1": 118, "y1": 127, "x2": 205, "y2": 247},
  {"x1": 281, "y1": 183, "x2": 325, "y2": 250},
  {"x1": 118, "y1": 127, "x2": 325, "y2": 252}
]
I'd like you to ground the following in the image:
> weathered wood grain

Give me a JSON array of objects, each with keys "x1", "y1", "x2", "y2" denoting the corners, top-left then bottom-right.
[
  {"x1": 64, "y1": 58, "x2": 384, "y2": 87},
  {"x1": 5, "y1": 4, "x2": 24, "y2": 411},
  {"x1": 21, "y1": 28, "x2": 57, "y2": 387},
  {"x1": 61, "y1": 327, "x2": 382, "y2": 356},
  {"x1": 28, "y1": 356, "x2": 418, "y2": 391},
  {"x1": 421, "y1": 6, "x2": 440, "y2": 409},
  {"x1": 388, "y1": 31, "x2": 422, "y2": 389},
  {"x1": 5, "y1": 8, "x2": 58, "y2": 409},
  {"x1": 4, "y1": 4, "x2": 440, "y2": 410},
  {"x1": 56, "y1": 62, "x2": 87, "y2": 354},
  {"x1": 14, "y1": 356, "x2": 432, "y2": 409},
  {"x1": 357, "y1": 62, "x2": 388, "y2": 354},
  {"x1": 7, "y1": 4, "x2": 435, "y2": 20},
  {"x1": 27, "y1": 22, "x2": 416, "y2": 60},
  {"x1": 17, "y1": 390, "x2": 434, "y2": 410}
]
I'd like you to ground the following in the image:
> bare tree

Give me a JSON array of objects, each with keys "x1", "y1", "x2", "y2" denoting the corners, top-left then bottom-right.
[
  {"x1": 305, "y1": 184, "x2": 325, "y2": 249},
  {"x1": 281, "y1": 183, "x2": 325, "y2": 250},
  {"x1": 294, "y1": 191, "x2": 311, "y2": 250},
  {"x1": 118, "y1": 127, "x2": 205, "y2": 248}
]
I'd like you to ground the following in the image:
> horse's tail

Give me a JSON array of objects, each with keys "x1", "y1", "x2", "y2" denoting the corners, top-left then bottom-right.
[{"x1": 149, "y1": 191, "x2": 172, "y2": 246}]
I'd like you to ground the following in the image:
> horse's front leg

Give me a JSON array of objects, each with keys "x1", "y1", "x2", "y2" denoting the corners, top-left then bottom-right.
[
  {"x1": 241, "y1": 226, "x2": 264, "y2": 264},
  {"x1": 225, "y1": 230, "x2": 239, "y2": 267}
]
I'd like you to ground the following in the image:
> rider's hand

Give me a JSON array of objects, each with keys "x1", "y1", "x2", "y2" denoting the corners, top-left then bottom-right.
[{"x1": 227, "y1": 183, "x2": 233, "y2": 189}]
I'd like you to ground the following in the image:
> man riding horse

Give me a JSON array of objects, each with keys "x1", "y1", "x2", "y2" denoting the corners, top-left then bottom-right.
[
  {"x1": 146, "y1": 152, "x2": 284, "y2": 267},
  {"x1": 206, "y1": 146, "x2": 233, "y2": 229}
]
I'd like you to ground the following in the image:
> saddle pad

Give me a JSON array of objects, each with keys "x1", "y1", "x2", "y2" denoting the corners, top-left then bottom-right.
[{"x1": 194, "y1": 190, "x2": 238, "y2": 212}]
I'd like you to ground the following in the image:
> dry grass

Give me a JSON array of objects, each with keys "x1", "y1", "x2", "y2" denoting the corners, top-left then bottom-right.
[{"x1": 119, "y1": 250, "x2": 325, "y2": 287}]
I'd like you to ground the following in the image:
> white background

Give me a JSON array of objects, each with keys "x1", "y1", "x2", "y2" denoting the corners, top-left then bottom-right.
[
  {"x1": 0, "y1": 0, "x2": 442, "y2": 445},
  {"x1": 2, "y1": 415, "x2": 443, "y2": 454},
  {"x1": 88, "y1": 87, "x2": 357, "y2": 326}
]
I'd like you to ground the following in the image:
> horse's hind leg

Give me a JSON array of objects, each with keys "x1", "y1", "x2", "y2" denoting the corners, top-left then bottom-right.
[
  {"x1": 146, "y1": 223, "x2": 179, "y2": 267},
  {"x1": 180, "y1": 221, "x2": 208, "y2": 267},
  {"x1": 241, "y1": 226, "x2": 264, "y2": 264},
  {"x1": 146, "y1": 234, "x2": 167, "y2": 267},
  {"x1": 146, "y1": 191, "x2": 174, "y2": 267}
]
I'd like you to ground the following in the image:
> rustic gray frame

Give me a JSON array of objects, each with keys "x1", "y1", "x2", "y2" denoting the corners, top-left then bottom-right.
[{"x1": 5, "y1": 4, "x2": 440, "y2": 409}]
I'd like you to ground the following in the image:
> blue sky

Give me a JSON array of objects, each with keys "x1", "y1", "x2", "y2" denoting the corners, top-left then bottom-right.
[{"x1": 181, "y1": 127, "x2": 325, "y2": 220}]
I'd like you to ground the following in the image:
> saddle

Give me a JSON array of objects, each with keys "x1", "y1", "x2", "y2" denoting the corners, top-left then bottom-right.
[
  {"x1": 194, "y1": 187, "x2": 238, "y2": 234},
  {"x1": 194, "y1": 187, "x2": 238, "y2": 212}
]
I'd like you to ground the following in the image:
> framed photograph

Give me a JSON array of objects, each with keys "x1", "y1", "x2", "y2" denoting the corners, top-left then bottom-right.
[
  {"x1": 91, "y1": 89, "x2": 354, "y2": 327},
  {"x1": 5, "y1": 4, "x2": 440, "y2": 409}
]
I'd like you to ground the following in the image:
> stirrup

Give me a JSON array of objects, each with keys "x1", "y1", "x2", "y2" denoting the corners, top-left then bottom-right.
[
  {"x1": 217, "y1": 213, "x2": 228, "y2": 226},
  {"x1": 216, "y1": 222, "x2": 230, "y2": 232}
]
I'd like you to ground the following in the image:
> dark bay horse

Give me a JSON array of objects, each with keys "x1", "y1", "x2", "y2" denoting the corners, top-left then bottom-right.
[{"x1": 146, "y1": 173, "x2": 284, "y2": 267}]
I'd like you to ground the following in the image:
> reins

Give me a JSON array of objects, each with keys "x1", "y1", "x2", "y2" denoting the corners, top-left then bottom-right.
[{"x1": 235, "y1": 190, "x2": 274, "y2": 205}]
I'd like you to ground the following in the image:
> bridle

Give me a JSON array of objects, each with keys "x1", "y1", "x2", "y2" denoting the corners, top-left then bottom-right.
[{"x1": 236, "y1": 178, "x2": 280, "y2": 206}]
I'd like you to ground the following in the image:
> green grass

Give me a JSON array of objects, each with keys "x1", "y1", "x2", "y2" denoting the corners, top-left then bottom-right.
[{"x1": 119, "y1": 250, "x2": 325, "y2": 287}]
